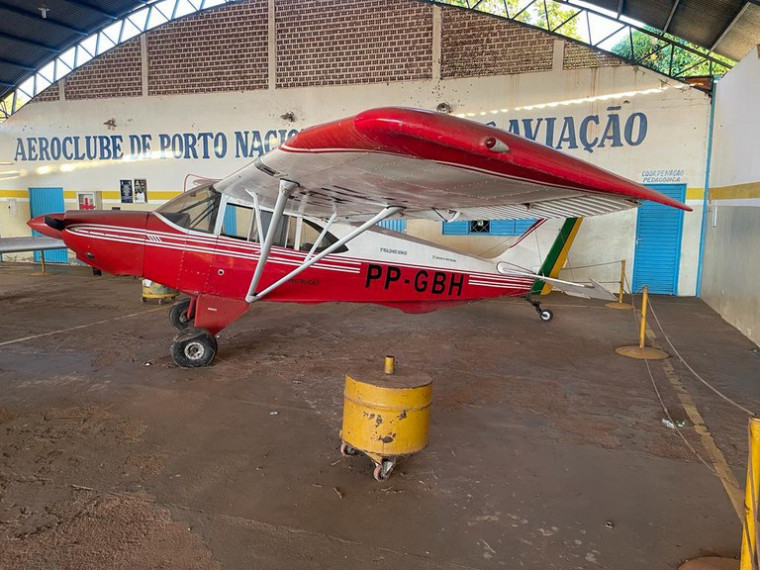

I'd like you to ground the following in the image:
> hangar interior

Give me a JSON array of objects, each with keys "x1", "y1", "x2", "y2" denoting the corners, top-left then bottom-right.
[{"x1": 0, "y1": 1, "x2": 759, "y2": 569}]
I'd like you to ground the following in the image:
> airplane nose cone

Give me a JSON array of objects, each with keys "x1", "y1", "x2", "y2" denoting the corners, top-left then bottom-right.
[{"x1": 28, "y1": 213, "x2": 64, "y2": 238}]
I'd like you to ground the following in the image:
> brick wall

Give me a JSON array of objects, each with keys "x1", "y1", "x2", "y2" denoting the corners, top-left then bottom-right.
[
  {"x1": 26, "y1": 0, "x2": 629, "y2": 103},
  {"x1": 441, "y1": 8, "x2": 554, "y2": 78},
  {"x1": 29, "y1": 84, "x2": 59, "y2": 103},
  {"x1": 276, "y1": 0, "x2": 433, "y2": 88},
  {"x1": 65, "y1": 38, "x2": 142, "y2": 100},
  {"x1": 148, "y1": 0, "x2": 269, "y2": 95},
  {"x1": 564, "y1": 42, "x2": 625, "y2": 69}
]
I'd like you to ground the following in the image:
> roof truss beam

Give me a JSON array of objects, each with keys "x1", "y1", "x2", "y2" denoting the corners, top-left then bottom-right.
[
  {"x1": 1, "y1": 0, "x2": 249, "y2": 121},
  {"x1": 423, "y1": 0, "x2": 734, "y2": 87},
  {"x1": 661, "y1": 0, "x2": 682, "y2": 35}
]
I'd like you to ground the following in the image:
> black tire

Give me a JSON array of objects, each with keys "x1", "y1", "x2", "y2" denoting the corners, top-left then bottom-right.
[
  {"x1": 170, "y1": 327, "x2": 217, "y2": 367},
  {"x1": 539, "y1": 309, "x2": 553, "y2": 322},
  {"x1": 169, "y1": 298, "x2": 192, "y2": 330}
]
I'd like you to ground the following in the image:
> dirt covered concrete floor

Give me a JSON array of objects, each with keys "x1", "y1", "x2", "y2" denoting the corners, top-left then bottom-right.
[{"x1": 0, "y1": 263, "x2": 757, "y2": 569}]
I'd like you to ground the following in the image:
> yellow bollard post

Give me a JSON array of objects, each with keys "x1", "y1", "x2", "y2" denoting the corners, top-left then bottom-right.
[
  {"x1": 741, "y1": 417, "x2": 760, "y2": 570},
  {"x1": 615, "y1": 285, "x2": 668, "y2": 360},
  {"x1": 606, "y1": 259, "x2": 633, "y2": 310},
  {"x1": 619, "y1": 259, "x2": 626, "y2": 304},
  {"x1": 384, "y1": 355, "x2": 396, "y2": 375},
  {"x1": 31, "y1": 250, "x2": 49, "y2": 277},
  {"x1": 639, "y1": 285, "x2": 649, "y2": 349},
  {"x1": 681, "y1": 418, "x2": 760, "y2": 569}
]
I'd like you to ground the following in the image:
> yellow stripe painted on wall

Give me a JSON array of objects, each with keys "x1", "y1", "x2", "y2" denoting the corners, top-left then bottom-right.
[
  {"x1": 710, "y1": 181, "x2": 760, "y2": 201},
  {"x1": 686, "y1": 187, "x2": 704, "y2": 201},
  {"x1": 0, "y1": 189, "x2": 29, "y2": 198},
  {"x1": 1, "y1": 189, "x2": 181, "y2": 201}
]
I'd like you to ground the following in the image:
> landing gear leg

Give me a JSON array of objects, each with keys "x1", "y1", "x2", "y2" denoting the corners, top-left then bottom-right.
[{"x1": 525, "y1": 295, "x2": 553, "y2": 322}]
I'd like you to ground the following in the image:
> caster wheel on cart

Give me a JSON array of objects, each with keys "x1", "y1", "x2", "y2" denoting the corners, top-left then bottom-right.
[
  {"x1": 373, "y1": 460, "x2": 395, "y2": 482},
  {"x1": 340, "y1": 442, "x2": 360, "y2": 457},
  {"x1": 539, "y1": 309, "x2": 553, "y2": 322}
]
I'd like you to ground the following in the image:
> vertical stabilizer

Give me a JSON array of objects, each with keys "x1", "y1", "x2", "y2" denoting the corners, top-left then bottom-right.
[
  {"x1": 490, "y1": 218, "x2": 583, "y2": 295},
  {"x1": 531, "y1": 218, "x2": 583, "y2": 294}
]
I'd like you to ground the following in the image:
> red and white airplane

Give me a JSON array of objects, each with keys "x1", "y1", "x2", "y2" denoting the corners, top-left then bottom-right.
[{"x1": 22, "y1": 107, "x2": 689, "y2": 367}]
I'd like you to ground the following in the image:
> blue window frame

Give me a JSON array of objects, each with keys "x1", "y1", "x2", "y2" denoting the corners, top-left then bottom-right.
[{"x1": 442, "y1": 219, "x2": 537, "y2": 236}]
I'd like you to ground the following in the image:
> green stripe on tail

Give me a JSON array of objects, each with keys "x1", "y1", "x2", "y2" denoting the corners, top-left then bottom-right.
[{"x1": 531, "y1": 218, "x2": 583, "y2": 295}]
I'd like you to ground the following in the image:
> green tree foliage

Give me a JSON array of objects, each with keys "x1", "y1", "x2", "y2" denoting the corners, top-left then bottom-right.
[
  {"x1": 610, "y1": 26, "x2": 732, "y2": 77},
  {"x1": 441, "y1": 0, "x2": 581, "y2": 39},
  {"x1": 439, "y1": 0, "x2": 732, "y2": 78}
]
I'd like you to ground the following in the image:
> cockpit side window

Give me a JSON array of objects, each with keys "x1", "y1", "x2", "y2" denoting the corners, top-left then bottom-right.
[
  {"x1": 298, "y1": 219, "x2": 348, "y2": 253},
  {"x1": 221, "y1": 202, "x2": 256, "y2": 240},
  {"x1": 161, "y1": 189, "x2": 349, "y2": 254},
  {"x1": 158, "y1": 187, "x2": 221, "y2": 234}
]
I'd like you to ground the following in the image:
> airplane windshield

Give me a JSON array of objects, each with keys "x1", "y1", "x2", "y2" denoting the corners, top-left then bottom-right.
[
  {"x1": 158, "y1": 186, "x2": 348, "y2": 253},
  {"x1": 158, "y1": 187, "x2": 221, "y2": 233}
]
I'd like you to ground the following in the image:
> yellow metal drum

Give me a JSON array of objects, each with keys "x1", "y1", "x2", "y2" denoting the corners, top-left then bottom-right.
[
  {"x1": 141, "y1": 279, "x2": 179, "y2": 303},
  {"x1": 340, "y1": 359, "x2": 432, "y2": 481}
]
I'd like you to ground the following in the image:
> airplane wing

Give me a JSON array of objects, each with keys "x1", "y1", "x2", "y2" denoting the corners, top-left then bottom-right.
[
  {"x1": 0, "y1": 236, "x2": 66, "y2": 254},
  {"x1": 215, "y1": 107, "x2": 691, "y2": 221}
]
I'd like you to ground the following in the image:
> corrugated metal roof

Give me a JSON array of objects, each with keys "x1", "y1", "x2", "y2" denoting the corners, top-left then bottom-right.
[
  {"x1": 581, "y1": 0, "x2": 759, "y2": 60},
  {"x1": 0, "y1": 0, "x2": 143, "y2": 100}
]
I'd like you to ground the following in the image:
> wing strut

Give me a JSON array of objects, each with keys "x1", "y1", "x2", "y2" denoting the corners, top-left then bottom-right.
[
  {"x1": 247, "y1": 205, "x2": 404, "y2": 303},
  {"x1": 305, "y1": 212, "x2": 337, "y2": 262},
  {"x1": 246, "y1": 179, "x2": 299, "y2": 302}
]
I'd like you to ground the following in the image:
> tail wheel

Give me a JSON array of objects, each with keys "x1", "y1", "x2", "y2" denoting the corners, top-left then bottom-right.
[
  {"x1": 170, "y1": 327, "x2": 217, "y2": 367},
  {"x1": 539, "y1": 309, "x2": 553, "y2": 322},
  {"x1": 169, "y1": 298, "x2": 192, "y2": 330}
]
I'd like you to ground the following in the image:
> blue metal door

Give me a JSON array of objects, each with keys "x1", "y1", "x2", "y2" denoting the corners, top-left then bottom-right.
[
  {"x1": 378, "y1": 219, "x2": 407, "y2": 233},
  {"x1": 632, "y1": 184, "x2": 685, "y2": 295},
  {"x1": 29, "y1": 187, "x2": 68, "y2": 263}
]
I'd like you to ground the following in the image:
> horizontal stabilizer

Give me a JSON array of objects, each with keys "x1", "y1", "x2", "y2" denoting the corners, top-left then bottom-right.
[
  {"x1": 0, "y1": 236, "x2": 66, "y2": 254},
  {"x1": 496, "y1": 262, "x2": 616, "y2": 301}
]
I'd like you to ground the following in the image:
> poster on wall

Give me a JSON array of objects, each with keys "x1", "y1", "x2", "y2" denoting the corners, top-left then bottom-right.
[
  {"x1": 134, "y1": 179, "x2": 148, "y2": 203},
  {"x1": 120, "y1": 179, "x2": 133, "y2": 203}
]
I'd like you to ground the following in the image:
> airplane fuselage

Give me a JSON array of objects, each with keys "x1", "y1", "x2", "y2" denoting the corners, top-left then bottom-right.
[{"x1": 56, "y1": 209, "x2": 535, "y2": 313}]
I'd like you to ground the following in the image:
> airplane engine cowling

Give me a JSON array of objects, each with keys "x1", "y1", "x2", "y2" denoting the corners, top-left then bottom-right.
[{"x1": 60, "y1": 210, "x2": 149, "y2": 278}]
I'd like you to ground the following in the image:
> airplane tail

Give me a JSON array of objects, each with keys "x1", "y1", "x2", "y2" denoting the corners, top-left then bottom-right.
[{"x1": 490, "y1": 217, "x2": 616, "y2": 301}]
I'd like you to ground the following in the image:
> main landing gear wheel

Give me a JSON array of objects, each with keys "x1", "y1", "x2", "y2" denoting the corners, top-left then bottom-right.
[
  {"x1": 373, "y1": 460, "x2": 395, "y2": 482},
  {"x1": 170, "y1": 327, "x2": 217, "y2": 367},
  {"x1": 169, "y1": 298, "x2": 192, "y2": 330}
]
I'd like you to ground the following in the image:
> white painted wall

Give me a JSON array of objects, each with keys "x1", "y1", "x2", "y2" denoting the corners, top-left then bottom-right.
[
  {"x1": 701, "y1": 48, "x2": 760, "y2": 346},
  {"x1": 0, "y1": 63, "x2": 709, "y2": 293}
]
